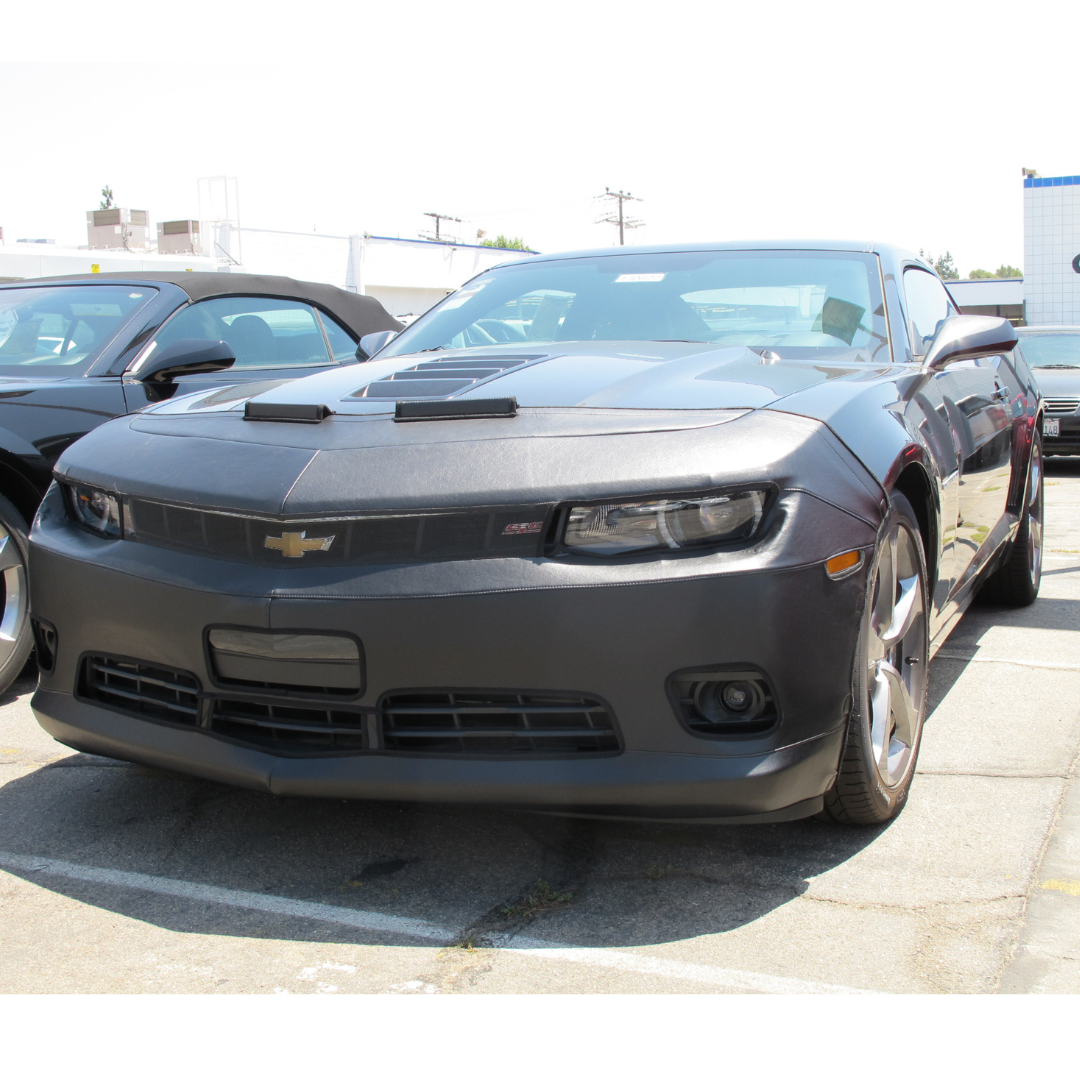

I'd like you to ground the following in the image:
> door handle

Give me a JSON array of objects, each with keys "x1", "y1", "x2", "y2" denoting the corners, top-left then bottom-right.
[{"x1": 993, "y1": 386, "x2": 1011, "y2": 401}]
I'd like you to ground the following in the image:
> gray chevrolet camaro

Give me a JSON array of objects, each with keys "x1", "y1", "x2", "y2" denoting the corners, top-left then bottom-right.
[{"x1": 28, "y1": 241, "x2": 1044, "y2": 826}]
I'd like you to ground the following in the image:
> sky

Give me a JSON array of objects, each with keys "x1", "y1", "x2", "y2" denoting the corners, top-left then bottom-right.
[{"x1": 2, "y1": 0, "x2": 1076, "y2": 276}]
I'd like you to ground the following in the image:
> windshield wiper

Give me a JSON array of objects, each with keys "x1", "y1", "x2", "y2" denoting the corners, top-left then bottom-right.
[
  {"x1": 418, "y1": 345, "x2": 447, "y2": 352},
  {"x1": 1035, "y1": 364, "x2": 1080, "y2": 369}
]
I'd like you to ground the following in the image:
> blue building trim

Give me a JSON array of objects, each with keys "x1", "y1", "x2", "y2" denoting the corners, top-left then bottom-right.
[{"x1": 1024, "y1": 175, "x2": 1080, "y2": 188}]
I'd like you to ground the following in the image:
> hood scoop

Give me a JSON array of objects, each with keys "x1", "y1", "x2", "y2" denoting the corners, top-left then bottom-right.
[
  {"x1": 394, "y1": 397, "x2": 518, "y2": 422},
  {"x1": 352, "y1": 353, "x2": 548, "y2": 399}
]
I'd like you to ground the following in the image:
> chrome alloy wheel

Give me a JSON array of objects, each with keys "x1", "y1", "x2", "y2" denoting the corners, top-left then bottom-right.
[
  {"x1": 865, "y1": 521, "x2": 928, "y2": 789},
  {"x1": 1026, "y1": 438, "x2": 1044, "y2": 589},
  {"x1": 0, "y1": 523, "x2": 28, "y2": 671}
]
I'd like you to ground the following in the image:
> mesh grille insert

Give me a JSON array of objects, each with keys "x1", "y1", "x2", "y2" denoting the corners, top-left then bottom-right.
[
  {"x1": 210, "y1": 699, "x2": 367, "y2": 754},
  {"x1": 123, "y1": 499, "x2": 552, "y2": 566},
  {"x1": 79, "y1": 654, "x2": 200, "y2": 726},
  {"x1": 380, "y1": 690, "x2": 619, "y2": 755}
]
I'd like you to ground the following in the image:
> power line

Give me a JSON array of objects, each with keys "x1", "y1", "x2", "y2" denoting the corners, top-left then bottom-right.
[
  {"x1": 596, "y1": 187, "x2": 644, "y2": 245},
  {"x1": 420, "y1": 211, "x2": 461, "y2": 243}
]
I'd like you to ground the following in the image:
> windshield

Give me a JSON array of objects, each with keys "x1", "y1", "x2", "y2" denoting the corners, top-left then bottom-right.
[
  {"x1": 382, "y1": 250, "x2": 889, "y2": 361},
  {"x1": 0, "y1": 284, "x2": 156, "y2": 375},
  {"x1": 1017, "y1": 332, "x2": 1080, "y2": 368}
]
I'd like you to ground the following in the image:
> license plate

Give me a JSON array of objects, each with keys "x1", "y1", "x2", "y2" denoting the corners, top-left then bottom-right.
[{"x1": 1044, "y1": 418, "x2": 1060, "y2": 437}]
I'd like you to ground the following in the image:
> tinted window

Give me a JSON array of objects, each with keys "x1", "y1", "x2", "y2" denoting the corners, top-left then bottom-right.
[
  {"x1": 317, "y1": 310, "x2": 359, "y2": 361},
  {"x1": 904, "y1": 269, "x2": 957, "y2": 356},
  {"x1": 382, "y1": 250, "x2": 890, "y2": 361},
  {"x1": 0, "y1": 284, "x2": 155, "y2": 374},
  {"x1": 148, "y1": 297, "x2": 332, "y2": 370},
  {"x1": 1016, "y1": 333, "x2": 1080, "y2": 368}
]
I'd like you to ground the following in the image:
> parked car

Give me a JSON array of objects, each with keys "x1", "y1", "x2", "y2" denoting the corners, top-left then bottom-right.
[
  {"x1": 30, "y1": 242, "x2": 1042, "y2": 825},
  {"x1": 1014, "y1": 326, "x2": 1080, "y2": 454},
  {"x1": 0, "y1": 271, "x2": 400, "y2": 691}
]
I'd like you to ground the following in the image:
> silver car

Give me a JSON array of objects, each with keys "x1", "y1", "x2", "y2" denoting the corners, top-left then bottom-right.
[{"x1": 1016, "y1": 326, "x2": 1080, "y2": 454}]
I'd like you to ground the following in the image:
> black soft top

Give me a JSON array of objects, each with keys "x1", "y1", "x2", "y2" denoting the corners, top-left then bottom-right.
[{"x1": 19, "y1": 271, "x2": 403, "y2": 337}]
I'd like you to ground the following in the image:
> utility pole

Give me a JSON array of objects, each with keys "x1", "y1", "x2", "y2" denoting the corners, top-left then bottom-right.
[
  {"x1": 597, "y1": 188, "x2": 643, "y2": 245},
  {"x1": 421, "y1": 211, "x2": 461, "y2": 244}
]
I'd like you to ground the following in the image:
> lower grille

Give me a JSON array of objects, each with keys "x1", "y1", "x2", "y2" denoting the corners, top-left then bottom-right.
[
  {"x1": 210, "y1": 699, "x2": 367, "y2": 754},
  {"x1": 380, "y1": 690, "x2": 620, "y2": 755},
  {"x1": 78, "y1": 654, "x2": 199, "y2": 726}
]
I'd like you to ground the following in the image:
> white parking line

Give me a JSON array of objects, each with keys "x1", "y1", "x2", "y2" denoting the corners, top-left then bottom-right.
[
  {"x1": 934, "y1": 653, "x2": 1080, "y2": 671},
  {"x1": 0, "y1": 850, "x2": 870, "y2": 995}
]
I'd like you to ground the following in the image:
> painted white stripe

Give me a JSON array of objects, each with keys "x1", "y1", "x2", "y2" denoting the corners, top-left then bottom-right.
[
  {"x1": 0, "y1": 851, "x2": 451, "y2": 942},
  {"x1": 0, "y1": 850, "x2": 869, "y2": 995},
  {"x1": 934, "y1": 653, "x2": 1080, "y2": 671},
  {"x1": 502, "y1": 937, "x2": 873, "y2": 994}
]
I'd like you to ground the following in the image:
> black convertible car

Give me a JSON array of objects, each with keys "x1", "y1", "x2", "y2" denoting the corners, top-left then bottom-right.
[
  {"x1": 29, "y1": 242, "x2": 1043, "y2": 825},
  {"x1": 0, "y1": 272, "x2": 399, "y2": 691}
]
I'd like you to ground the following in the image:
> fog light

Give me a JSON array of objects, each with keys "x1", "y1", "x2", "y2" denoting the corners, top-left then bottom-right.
[{"x1": 720, "y1": 681, "x2": 754, "y2": 712}]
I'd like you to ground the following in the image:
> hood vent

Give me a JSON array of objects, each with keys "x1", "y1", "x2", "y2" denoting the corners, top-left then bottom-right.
[{"x1": 354, "y1": 353, "x2": 547, "y2": 399}]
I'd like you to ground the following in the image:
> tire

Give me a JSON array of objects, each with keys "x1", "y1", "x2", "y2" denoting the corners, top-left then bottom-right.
[
  {"x1": 823, "y1": 491, "x2": 930, "y2": 826},
  {"x1": 979, "y1": 433, "x2": 1043, "y2": 608},
  {"x1": 0, "y1": 493, "x2": 33, "y2": 696}
]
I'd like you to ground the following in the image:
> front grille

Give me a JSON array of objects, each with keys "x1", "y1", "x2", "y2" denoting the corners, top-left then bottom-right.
[
  {"x1": 380, "y1": 690, "x2": 620, "y2": 755},
  {"x1": 353, "y1": 354, "x2": 546, "y2": 399},
  {"x1": 124, "y1": 498, "x2": 553, "y2": 566},
  {"x1": 78, "y1": 654, "x2": 199, "y2": 726},
  {"x1": 1043, "y1": 396, "x2": 1080, "y2": 415},
  {"x1": 209, "y1": 699, "x2": 367, "y2": 754}
]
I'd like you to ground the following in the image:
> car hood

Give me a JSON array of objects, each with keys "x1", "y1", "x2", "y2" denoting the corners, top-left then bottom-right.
[
  {"x1": 1029, "y1": 368, "x2": 1080, "y2": 395},
  {"x1": 54, "y1": 341, "x2": 890, "y2": 519},
  {"x1": 150, "y1": 340, "x2": 894, "y2": 416}
]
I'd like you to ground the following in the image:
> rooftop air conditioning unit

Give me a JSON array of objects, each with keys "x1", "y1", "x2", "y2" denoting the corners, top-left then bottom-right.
[
  {"x1": 86, "y1": 208, "x2": 150, "y2": 251},
  {"x1": 156, "y1": 219, "x2": 203, "y2": 255}
]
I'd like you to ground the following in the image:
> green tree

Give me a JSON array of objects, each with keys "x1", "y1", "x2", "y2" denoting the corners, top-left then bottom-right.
[
  {"x1": 479, "y1": 234, "x2": 531, "y2": 251},
  {"x1": 994, "y1": 264, "x2": 1021, "y2": 279},
  {"x1": 918, "y1": 249, "x2": 959, "y2": 280},
  {"x1": 99, "y1": 185, "x2": 114, "y2": 210},
  {"x1": 933, "y1": 251, "x2": 959, "y2": 280},
  {"x1": 969, "y1": 268, "x2": 995, "y2": 279}
]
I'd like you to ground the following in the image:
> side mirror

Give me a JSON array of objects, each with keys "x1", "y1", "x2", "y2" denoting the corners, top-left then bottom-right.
[
  {"x1": 356, "y1": 330, "x2": 398, "y2": 361},
  {"x1": 128, "y1": 339, "x2": 237, "y2": 383},
  {"x1": 923, "y1": 315, "x2": 1017, "y2": 371}
]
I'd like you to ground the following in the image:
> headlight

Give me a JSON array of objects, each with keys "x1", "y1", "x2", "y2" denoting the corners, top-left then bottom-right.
[
  {"x1": 67, "y1": 483, "x2": 123, "y2": 538},
  {"x1": 563, "y1": 490, "x2": 767, "y2": 555}
]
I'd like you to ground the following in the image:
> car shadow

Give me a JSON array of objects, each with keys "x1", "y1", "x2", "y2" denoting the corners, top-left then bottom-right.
[
  {"x1": 0, "y1": 637, "x2": 986, "y2": 952},
  {"x1": 0, "y1": 749, "x2": 893, "y2": 952}
]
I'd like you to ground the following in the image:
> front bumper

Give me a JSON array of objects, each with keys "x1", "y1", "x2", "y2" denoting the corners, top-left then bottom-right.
[{"x1": 30, "y1": 482, "x2": 875, "y2": 820}]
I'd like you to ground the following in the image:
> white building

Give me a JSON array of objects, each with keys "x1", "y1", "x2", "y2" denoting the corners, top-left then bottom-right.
[
  {"x1": 0, "y1": 225, "x2": 533, "y2": 321},
  {"x1": 946, "y1": 277, "x2": 1025, "y2": 324},
  {"x1": 1024, "y1": 174, "x2": 1080, "y2": 325}
]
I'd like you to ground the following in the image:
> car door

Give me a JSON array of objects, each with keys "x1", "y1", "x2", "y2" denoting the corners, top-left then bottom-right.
[
  {"x1": 904, "y1": 267, "x2": 1013, "y2": 590},
  {"x1": 122, "y1": 296, "x2": 357, "y2": 410}
]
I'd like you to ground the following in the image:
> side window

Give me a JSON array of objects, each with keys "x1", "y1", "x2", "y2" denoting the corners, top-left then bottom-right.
[
  {"x1": 316, "y1": 310, "x2": 359, "y2": 361},
  {"x1": 903, "y1": 269, "x2": 957, "y2": 356},
  {"x1": 147, "y1": 297, "x2": 332, "y2": 370}
]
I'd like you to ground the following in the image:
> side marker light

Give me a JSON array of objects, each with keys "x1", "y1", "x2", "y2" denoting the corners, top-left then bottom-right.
[{"x1": 825, "y1": 550, "x2": 863, "y2": 579}]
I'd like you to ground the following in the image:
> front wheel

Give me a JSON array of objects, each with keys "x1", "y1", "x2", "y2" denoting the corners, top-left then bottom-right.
[
  {"x1": 823, "y1": 492, "x2": 930, "y2": 826},
  {"x1": 0, "y1": 493, "x2": 32, "y2": 695}
]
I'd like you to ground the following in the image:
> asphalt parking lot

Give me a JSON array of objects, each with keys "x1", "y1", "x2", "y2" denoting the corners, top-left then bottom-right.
[{"x1": 2, "y1": 467, "x2": 1079, "y2": 995}]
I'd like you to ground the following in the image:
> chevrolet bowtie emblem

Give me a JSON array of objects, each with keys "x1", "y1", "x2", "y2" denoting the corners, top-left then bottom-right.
[{"x1": 264, "y1": 530, "x2": 336, "y2": 558}]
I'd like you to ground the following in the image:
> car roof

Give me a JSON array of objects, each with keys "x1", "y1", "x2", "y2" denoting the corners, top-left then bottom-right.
[
  {"x1": 491, "y1": 239, "x2": 924, "y2": 268},
  {"x1": 0, "y1": 271, "x2": 402, "y2": 337}
]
